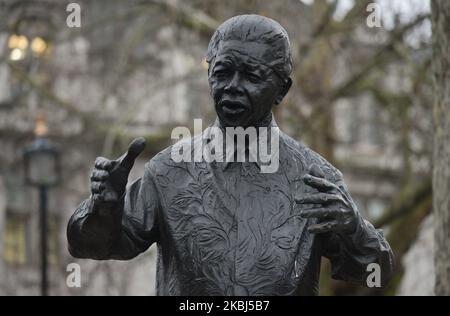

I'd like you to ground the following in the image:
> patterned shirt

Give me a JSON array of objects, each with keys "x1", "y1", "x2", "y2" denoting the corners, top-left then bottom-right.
[{"x1": 67, "y1": 119, "x2": 394, "y2": 295}]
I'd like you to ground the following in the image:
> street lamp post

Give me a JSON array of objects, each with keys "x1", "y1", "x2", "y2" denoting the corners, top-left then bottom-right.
[{"x1": 23, "y1": 116, "x2": 61, "y2": 296}]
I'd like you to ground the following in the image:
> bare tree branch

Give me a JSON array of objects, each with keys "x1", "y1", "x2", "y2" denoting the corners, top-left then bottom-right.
[
  {"x1": 331, "y1": 14, "x2": 430, "y2": 100},
  {"x1": 374, "y1": 178, "x2": 431, "y2": 228}
]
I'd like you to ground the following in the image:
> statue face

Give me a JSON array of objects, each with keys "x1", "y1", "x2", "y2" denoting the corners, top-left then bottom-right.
[{"x1": 208, "y1": 40, "x2": 286, "y2": 127}]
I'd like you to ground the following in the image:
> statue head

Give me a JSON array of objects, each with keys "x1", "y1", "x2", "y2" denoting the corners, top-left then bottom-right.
[{"x1": 206, "y1": 14, "x2": 293, "y2": 127}]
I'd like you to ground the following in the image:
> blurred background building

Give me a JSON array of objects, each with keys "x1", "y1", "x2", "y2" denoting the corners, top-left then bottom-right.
[{"x1": 0, "y1": 0, "x2": 435, "y2": 295}]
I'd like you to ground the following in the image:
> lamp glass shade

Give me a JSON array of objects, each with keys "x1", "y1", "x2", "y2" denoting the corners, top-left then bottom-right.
[{"x1": 24, "y1": 138, "x2": 61, "y2": 187}]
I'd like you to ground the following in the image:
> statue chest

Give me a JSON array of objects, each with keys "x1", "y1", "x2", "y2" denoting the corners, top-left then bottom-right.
[{"x1": 156, "y1": 162, "x2": 316, "y2": 295}]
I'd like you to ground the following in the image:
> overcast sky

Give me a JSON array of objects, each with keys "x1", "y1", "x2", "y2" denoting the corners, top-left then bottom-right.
[
  {"x1": 299, "y1": 0, "x2": 430, "y2": 23},
  {"x1": 299, "y1": 0, "x2": 431, "y2": 46}
]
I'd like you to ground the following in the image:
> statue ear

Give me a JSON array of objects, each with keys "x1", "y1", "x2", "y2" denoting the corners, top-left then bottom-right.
[{"x1": 275, "y1": 77, "x2": 292, "y2": 105}]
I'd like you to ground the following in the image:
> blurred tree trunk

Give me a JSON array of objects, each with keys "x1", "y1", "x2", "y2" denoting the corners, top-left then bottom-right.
[
  {"x1": 431, "y1": 0, "x2": 450, "y2": 296},
  {"x1": 0, "y1": 176, "x2": 6, "y2": 294}
]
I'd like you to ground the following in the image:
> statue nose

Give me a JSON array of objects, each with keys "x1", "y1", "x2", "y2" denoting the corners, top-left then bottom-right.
[{"x1": 224, "y1": 72, "x2": 242, "y2": 94}]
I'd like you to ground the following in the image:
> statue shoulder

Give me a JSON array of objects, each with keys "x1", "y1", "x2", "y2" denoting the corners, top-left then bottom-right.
[
  {"x1": 280, "y1": 132, "x2": 343, "y2": 183},
  {"x1": 145, "y1": 133, "x2": 202, "y2": 172}
]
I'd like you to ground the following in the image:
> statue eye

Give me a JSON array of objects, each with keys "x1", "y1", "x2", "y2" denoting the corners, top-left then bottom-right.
[
  {"x1": 246, "y1": 72, "x2": 262, "y2": 83},
  {"x1": 214, "y1": 67, "x2": 230, "y2": 77}
]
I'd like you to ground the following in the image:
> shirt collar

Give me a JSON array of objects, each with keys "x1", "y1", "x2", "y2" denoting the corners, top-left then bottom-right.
[
  {"x1": 204, "y1": 114, "x2": 281, "y2": 172},
  {"x1": 212, "y1": 114, "x2": 278, "y2": 130}
]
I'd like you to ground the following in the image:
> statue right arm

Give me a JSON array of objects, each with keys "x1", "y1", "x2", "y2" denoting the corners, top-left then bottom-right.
[{"x1": 67, "y1": 163, "x2": 160, "y2": 260}]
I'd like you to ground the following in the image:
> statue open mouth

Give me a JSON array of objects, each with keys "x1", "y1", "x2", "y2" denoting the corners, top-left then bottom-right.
[{"x1": 220, "y1": 100, "x2": 248, "y2": 115}]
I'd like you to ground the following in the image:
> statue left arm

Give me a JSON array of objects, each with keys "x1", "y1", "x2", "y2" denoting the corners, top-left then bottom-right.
[
  {"x1": 320, "y1": 212, "x2": 395, "y2": 287},
  {"x1": 295, "y1": 168, "x2": 395, "y2": 288}
]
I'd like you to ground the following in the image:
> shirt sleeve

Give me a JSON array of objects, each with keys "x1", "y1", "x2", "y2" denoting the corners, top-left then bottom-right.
[
  {"x1": 320, "y1": 178, "x2": 395, "y2": 288},
  {"x1": 67, "y1": 163, "x2": 160, "y2": 260}
]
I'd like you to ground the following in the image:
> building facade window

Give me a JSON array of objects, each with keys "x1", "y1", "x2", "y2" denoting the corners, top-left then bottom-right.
[
  {"x1": 2, "y1": 172, "x2": 60, "y2": 266},
  {"x1": 3, "y1": 213, "x2": 28, "y2": 265}
]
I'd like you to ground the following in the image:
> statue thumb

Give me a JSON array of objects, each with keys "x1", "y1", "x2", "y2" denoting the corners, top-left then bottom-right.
[
  {"x1": 309, "y1": 163, "x2": 325, "y2": 178},
  {"x1": 117, "y1": 137, "x2": 146, "y2": 172}
]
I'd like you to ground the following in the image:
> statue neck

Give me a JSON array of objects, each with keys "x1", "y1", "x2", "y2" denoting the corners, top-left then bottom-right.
[{"x1": 217, "y1": 112, "x2": 274, "y2": 129}]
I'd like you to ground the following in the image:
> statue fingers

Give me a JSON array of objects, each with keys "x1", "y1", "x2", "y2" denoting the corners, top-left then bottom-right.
[
  {"x1": 308, "y1": 164, "x2": 325, "y2": 178},
  {"x1": 94, "y1": 157, "x2": 116, "y2": 171},
  {"x1": 307, "y1": 221, "x2": 339, "y2": 234},
  {"x1": 300, "y1": 207, "x2": 340, "y2": 219},
  {"x1": 91, "y1": 181, "x2": 105, "y2": 194},
  {"x1": 295, "y1": 193, "x2": 349, "y2": 206},
  {"x1": 303, "y1": 174, "x2": 339, "y2": 192},
  {"x1": 90, "y1": 169, "x2": 109, "y2": 181}
]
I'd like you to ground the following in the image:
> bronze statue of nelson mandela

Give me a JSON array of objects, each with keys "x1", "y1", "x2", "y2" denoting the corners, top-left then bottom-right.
[{"x1": 67, "y1": 15, "x2": 394, "y2": 296}]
